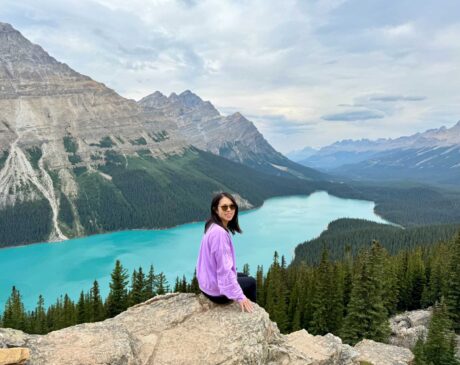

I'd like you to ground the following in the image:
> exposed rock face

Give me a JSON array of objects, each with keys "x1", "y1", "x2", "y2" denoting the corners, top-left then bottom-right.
[
  {"x1": 0, "y1": 348, "x2": 29, "y2": 365},
  {"x1": 389, "y1": 308, "x2": 432, "y2": 349},
  {"x1": 1, "y1": 293, "x2": 312, "y2": 365},
  {"x1": 138, "y1": 91, "x2": 323, "y2": 180},
  {"x1": 354, "y1": 339, "x2": 414, "y2": 365},
  {"x1": 0, "y1": 23, "x2": 183, "y2": 161},
  {"x1": 0, "y1": 22, "x2": 187, "y2": 242},
  {"x1": 285, "y1": 330, "x2": 358, "y2": 364},
  {"x1": 0, "y1": 293, "x2": 421, "y2": 365}
]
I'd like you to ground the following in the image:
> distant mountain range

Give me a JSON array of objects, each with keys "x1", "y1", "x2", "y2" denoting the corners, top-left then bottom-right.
[
  {"x1": 0, "y1": 22, "x2": 325, "y2": 247},
  {"x1": 292, "y1": 121, "x2": 460, "y2": 187}
]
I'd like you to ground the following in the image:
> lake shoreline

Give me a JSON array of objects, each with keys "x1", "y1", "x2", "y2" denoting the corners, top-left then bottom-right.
[
  {"x1": 0, "y1": 189, "x2": 394, "y2": 251},
  {"x1": 0, "y1": 191, "x2": 390, "y2": 311}
]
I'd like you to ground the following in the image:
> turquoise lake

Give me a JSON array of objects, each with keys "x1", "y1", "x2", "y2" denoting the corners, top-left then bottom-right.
[{"x1": 0, "y1": 191, "x2": 391, "y2": 311}]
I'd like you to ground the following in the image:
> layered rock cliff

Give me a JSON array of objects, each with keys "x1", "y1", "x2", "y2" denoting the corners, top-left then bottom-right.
[
  {"x1": 0, "y1": 293, "x2": 416, "y2": 365},
  {"x1": 138, "y1": 90, "x2": 324, "y2": 180},
  {"x1": 0, "y1": 22, "x2": 187, "y2": 243}
]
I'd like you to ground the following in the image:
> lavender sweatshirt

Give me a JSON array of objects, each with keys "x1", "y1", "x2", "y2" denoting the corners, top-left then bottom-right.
[{"x1": 196, "y1": 223, "x2": 246, "y2": 303}]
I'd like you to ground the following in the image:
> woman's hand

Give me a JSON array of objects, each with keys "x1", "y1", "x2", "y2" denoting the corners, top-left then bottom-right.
[{"x1": 239, "y1": 298, "x2": 254, "y2": 313}]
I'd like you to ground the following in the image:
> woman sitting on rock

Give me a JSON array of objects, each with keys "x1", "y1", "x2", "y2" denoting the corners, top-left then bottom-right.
[{"x1": 196, "y1": 192, "x2": 256, "y2": 313}]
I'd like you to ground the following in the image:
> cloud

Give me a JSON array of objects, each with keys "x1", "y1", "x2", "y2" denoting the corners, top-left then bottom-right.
[
  {"x1": 1, "y1": 0, "x2": 460, "y2": 151},
  {"x1": 322, "y1": 110, "x2": 385, "y2": 122},
  {"x1": 367, "y1": 94, "x2": 426, "y2": 102}
]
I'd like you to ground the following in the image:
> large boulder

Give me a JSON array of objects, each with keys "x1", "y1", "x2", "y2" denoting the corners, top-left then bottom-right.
[
  {"x1": 354, "y1": 339, "x2": 414, "y2": 365},
  {"x1": 285, "y1": 329, "x2": 358, "y2": 365},
  {"x1": 0, "y1": 293, "x2": 312, "y2": 365},
  {"x1": 3, "y1": 294, "x2": 439, "y2": 365},
  {"x1": 389, "y1": 308, "x2": 432, "y2": 349}
]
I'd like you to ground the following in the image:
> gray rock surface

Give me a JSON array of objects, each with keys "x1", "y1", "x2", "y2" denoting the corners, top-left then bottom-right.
[
  {"x1": 286, "y1": 330, "x2": 359, "y2": 364},
  {"x1": 389, "y1": 308, "x2": 432, "y2": 349},
  {"x1": 1, "y1": 293, "x2": 432, "y2": 365},
  {"x1": 138, "y1": 90, "x2": 320, "y2": 179},
  {"x1": 0, "y1": 22, "x2": 187, "y2": 241},
  {"x1": 2, "y1": 304, "x2": 434, "y2": 365},
  {"x1": 0, "y1": 293, "x2": 313, "y2": 365},
  {"x1": 354, "y1": 339, "x2": 414, "y2": 365}
]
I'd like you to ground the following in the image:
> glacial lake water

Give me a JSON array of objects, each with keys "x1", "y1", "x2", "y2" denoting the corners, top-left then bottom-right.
[{"x1": 0, "y1": 191, "x2": 391, "y2": 311}]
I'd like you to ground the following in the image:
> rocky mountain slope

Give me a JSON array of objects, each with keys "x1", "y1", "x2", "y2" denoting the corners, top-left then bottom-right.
[
  {"x1": 138, "y1": 90, "x2": 324, "y2": 180},
  {"x1": 294, "y1": 122, "x2": 460, "y2": 186},
  {"x1": 0, "y1": 292, "x2": 416, "y2": 365},
  {"x1": 0, "y1": 22, "x2": 326, "y2": 247}
]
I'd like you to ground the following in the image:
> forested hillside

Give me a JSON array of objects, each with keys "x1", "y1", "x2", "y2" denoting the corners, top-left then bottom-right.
[
  {"x1": 324, "y1": 180, "x2": 460, "y2": 227},
  {"x1": 292, "y1": 218, "x2": 460, "y2": 265}
]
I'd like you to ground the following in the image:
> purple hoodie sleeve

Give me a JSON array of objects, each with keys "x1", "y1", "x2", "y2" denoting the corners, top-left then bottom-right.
[{"x1": 210, "y1": 229, "x2": 246, "y2": 303}]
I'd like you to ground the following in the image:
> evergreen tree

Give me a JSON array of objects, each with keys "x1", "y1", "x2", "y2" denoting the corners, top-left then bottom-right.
[
  {"x1": 446, "y1": 232, "x2": 460, "y2": 331},
  {"x1": 407, "y1": 247, "x2": 426, "y2": 310},
  {"x1": 76, "y1": 291, "x2": 87, "y2": 324},
  {"x1": 2, "y1": 286, "x2": 27, "y2": 331},
  {"x1": 129, "y1": 268, "x2": 146, "y2": 305},
  {"x1": 256, "y1": 265, "x2": 265, "y2": 307},
  {"x1": 417, "y1": 297, "x2": 460, "y2": 365},
  {"x1": 310, "y1": 249, "x2": 333, "y2": 335},
  {"x1": 342, "y1": 245, "x2": 353, "y2": 316},
  {"x1": 32, "y1": 294, "x2": 47, "y2": 334},
  {"x1": 90, "y1": 280, "x2": 104, "y2": 321},
  {"x1": 144, "y1": 265, "x2": 156, "y2": 299},
  {"x1": 156, "y1": 272, "x2": 170, "y2": 295},
  {"x1": 341, "y1": 242, "x2": 391, "y2": 345},
  {"x1": 174, "y1": 276, "x2": 181, "y2": 292},
  {"x1": 413, "y1": 337, "x2": 428, "y2": 365},
  {"x1": 264, "y1": 251, "x2": 289, "y2": 332},
  {"x1": 62, "y1": 294, "x2": 76, "y2": 328},
  {"x1": 190, "y1": 269, "x2": 200, "y2": 294},
  {"x1": 242, "y1": 263, "x2": 250, "y2": 276},
  {"x1": 106, "y1": 260, "x2": 129, "y2": 317},
  {"x1": 181, "y1": 275, "x2": 187, "y2": 292}
]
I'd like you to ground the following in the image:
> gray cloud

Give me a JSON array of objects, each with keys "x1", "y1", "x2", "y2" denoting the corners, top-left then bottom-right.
[
  {"x1": 322, "y1": 110, "x2": 385, "y2": 122},
  {"x1": 367, "y1": 95, "x2": 426, "y2": 102},
  {"x1": 1, "y1": 0, "x2": 460, "y2": 150}
]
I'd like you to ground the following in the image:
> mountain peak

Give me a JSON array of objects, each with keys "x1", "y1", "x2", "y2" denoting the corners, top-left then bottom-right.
[
  {"x1": 138, "y1": 91, "x2": 169, "y2": 108},
  {"x1": 230, "y1": 111, "x2": 244, "y2": 119},
  {"x1": 0, "y1": 22, "x2": 15, "y2": 32},
  {"x1": 176, "y1": 90, "x2": 204, "y2": 108},
  {"x1": 0, "y1": 22, "x2": 88, "y2": 97}
]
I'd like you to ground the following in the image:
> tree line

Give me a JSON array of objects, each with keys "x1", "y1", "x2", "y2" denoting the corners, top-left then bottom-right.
[
  {"x1": 2, "y1": 232, "x2": 460, "y2": 364},
  {"x1": 0, "y1": 261, "x2": 171, "y2": 334}
]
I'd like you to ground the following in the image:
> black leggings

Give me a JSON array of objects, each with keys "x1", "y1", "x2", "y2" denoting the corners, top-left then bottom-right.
[{"x1": 201, "y1": 272, "x2": 257, "y2": 304}]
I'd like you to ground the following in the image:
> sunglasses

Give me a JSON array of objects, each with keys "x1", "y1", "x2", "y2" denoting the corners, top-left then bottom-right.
[{"x1": 219, "y1": 204, "x2": 236, "y2": 212}]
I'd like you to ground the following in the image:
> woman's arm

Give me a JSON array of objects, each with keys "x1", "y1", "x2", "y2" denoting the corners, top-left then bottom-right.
[{"x1": 211, "y1": 231, "x2": 246, "y2": 303}]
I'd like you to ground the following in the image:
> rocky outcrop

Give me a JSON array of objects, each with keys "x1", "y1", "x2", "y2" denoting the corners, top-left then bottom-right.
[
  {"x1": 389, "y1": 308, "x2": 432, "y2": 349},
  {"x1": 389, "y1": 308, "x2": 460, "y2": 361},
  {"x1": 0, "y1": 293, "x2": 419, "y2": 365},
  {"x1": 1, "y1": 293, "x2": 310, "y2": 364},
  {"x1": 285, "y1": 330, "x2": 358, "y2": 364},
  {"x1": 354, "y1": 339, "x2": 414, "y2": 365}
]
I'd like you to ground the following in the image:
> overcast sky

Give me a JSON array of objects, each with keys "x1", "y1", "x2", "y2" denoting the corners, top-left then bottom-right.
[{"x1": 2, "y1": 0, "x2": 460, "y2": 153}]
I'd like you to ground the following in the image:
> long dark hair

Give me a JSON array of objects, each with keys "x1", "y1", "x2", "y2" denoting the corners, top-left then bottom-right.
[{"x1": 204, "y1": 192, "x2": 242, "y2": 235}]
